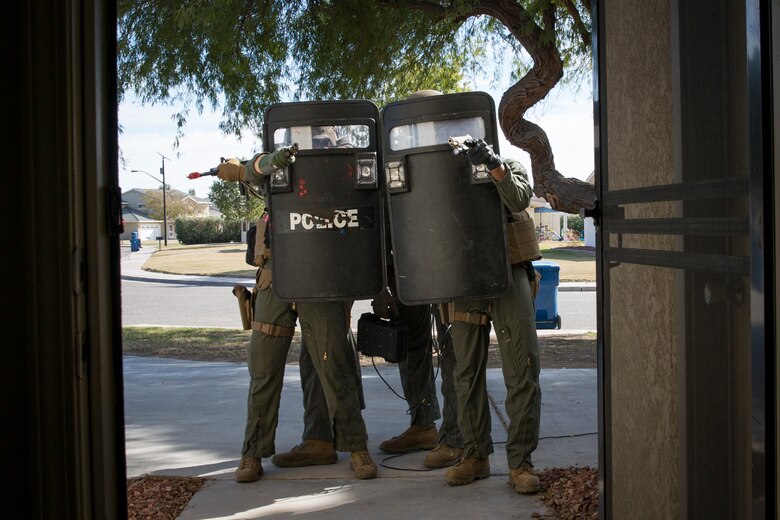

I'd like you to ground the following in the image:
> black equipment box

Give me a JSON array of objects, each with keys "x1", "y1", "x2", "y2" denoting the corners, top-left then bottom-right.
[{"x1": 356, "y1": 313, "x2": 408, "y2": 363}]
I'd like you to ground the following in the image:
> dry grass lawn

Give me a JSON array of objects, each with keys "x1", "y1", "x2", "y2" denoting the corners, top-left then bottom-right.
[{"x1": 142, "y1": 241, "x2": 595, "y2": 282}]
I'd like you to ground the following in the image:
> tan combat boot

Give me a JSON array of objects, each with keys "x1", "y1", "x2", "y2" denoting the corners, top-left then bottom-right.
[
  {"x1": 271, "y1": 440, "x2": 338, "y2": 467},
  {"x1": 349, "y1": 450, "x2": 378, "y2": 479},
  {"x1": 444, "y1": 456, "x2": 490, "y2": 486},
  {"x1": 235, "y1": 456, "x2": 262, "y2": 483},
  {"x1": 378, "y1": 424, "x2": 438, "y2": 453},
  {"x1": 509, "y1": 466, "x2": 540, "y2": 494},
  {"x1": 423, "y1": 442, "x2": 464, "y2": 469}
]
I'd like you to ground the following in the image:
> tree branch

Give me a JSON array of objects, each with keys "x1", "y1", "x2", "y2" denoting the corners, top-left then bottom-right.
[
  {"x1": 560, "y1": 0, "x2": 591, "y2": 48},
  {"x1": 473, "y1": 0, "x2": 595, "y2": 213}
]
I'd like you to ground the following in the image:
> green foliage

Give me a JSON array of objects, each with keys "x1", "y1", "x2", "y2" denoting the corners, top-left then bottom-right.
[
  {"x1": 567, "y1": 214, "x2": 584, "y2": 234},
  {"x1": 117, "y1": 0, "x2": 592, "y2": 141},
  {"x1": 208, "y1": 179, "x2": 265, "y2": 222},
  {"x1": 175, "y1": 216, "x2": 241, "y2": 244},
  {"x1": 142, "y1": 189, "x2": 200, "y2": 220}
]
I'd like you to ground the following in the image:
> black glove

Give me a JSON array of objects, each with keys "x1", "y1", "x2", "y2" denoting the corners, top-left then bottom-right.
[
  {"x1": 466, "y1": 139, "x2": 502, "y2": 171},
  {"x1": 371, "y1": 288, "x2": 398, "y2": 319}
]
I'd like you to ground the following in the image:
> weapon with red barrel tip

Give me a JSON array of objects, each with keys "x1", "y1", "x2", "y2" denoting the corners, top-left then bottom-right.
[{"x1": 187, "y1": 157, "x2": 227, "y2": 179}]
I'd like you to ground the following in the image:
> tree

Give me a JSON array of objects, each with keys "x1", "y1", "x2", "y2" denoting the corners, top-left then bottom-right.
[
  {"x1": 142, "y1": 189, "x2": 199, "y2": 221},
  {"x1": 118, "y1": 0, "x2": 595, "y2": 213},
  {"x1": 208, "y1": 179, "x2": 265, "y2": 222}
]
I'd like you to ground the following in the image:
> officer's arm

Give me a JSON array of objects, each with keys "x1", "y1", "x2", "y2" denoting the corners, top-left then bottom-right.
[{"x1": 491, "y1": 157, "x2": 533, "y2": 212}]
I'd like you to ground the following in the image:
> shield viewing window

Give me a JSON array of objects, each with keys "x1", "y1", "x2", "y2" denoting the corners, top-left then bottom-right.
[
  {"x1": 273, "y1": 124, "x2": 370, "y2": 150},
  {"x1": 388, "y1": 116, "x2": 486, "y2": 151}
]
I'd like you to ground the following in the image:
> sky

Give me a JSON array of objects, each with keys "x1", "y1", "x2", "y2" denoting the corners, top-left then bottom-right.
[{"x1": 117, "y1": 85, "x2": 594, "y2": 200}]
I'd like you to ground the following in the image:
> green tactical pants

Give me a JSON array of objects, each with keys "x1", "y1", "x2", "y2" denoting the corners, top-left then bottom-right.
[
  {"x1": 450, "y1": 263, "x2": 541, "y2": 469},
  {"x1": 397, "y1": 302, "x2": 441, "y2": 427},
  {"x1": 434, "y1": 310, "x2": 465, "y2": 449},
  {"x1": 241, "y1": 286, "x2": 368, "y2": 458},
  {"x1": 299, "y1": 328, "x2": 364, "y2": 442},
  {"x1": 299, "y1": 303, "x2": 463, "y2": 448}
]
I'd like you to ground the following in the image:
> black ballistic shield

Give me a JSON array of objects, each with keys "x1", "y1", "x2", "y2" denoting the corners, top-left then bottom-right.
[
  {"x1": 264, "y1": 100, "x2": 385, "y2": 301},
  {"x1": 381, "y1": 91, "x2": 511, "y2": 305}
]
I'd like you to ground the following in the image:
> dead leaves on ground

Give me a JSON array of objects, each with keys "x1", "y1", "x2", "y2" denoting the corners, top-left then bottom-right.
[
  {"x1": 534, "y1": 466, "x2": 598, "y2": 520},
  {"x1": 127, "y1": 475, "x2": 205, "y2": 520}
]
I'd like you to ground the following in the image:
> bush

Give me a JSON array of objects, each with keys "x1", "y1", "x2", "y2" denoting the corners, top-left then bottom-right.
[
  {"x1": 175, "y1": 217, "x2": 241, "y2": 244},
  {"x1": 567, "y1": 215, "x2": 584, "y2": 234}
]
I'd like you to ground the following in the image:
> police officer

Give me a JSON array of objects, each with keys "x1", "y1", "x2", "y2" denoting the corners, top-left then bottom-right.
[
  {"x1": 442, "y1": 139, "x2": 542, "y2": 494},
  {"x1": 217, "y1": 146, "x2": 378, "y2": 482}
]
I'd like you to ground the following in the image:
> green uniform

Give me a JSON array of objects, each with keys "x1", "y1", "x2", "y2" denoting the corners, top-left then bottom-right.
[
  {"x1": 298, "y1": 301, "x2": 464, "y2": 449},
  {"x1": 434, "y1": 310, "x2": 464, "y2": 448},
  {"x1": 240, "y1": 155, "x2": 368, "y2": 458},
  {"x1": 299, "y1": 328, "x2": 364, "y2": 442},
  {"x1": 450, "y1": 158, "x2": 541, "y2": 469}
]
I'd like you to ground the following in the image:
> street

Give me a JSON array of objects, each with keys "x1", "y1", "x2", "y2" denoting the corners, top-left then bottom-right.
[{"x1": 121, "y1": 278, "x2": 597, "y2": 332}]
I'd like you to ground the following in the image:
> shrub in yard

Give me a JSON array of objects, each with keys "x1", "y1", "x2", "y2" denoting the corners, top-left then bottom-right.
[{"x1": 175, "y1": 217, "x2": 241, "y2": 244}]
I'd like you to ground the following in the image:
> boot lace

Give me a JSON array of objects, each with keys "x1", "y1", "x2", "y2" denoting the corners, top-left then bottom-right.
[
  {"x1": 354, "y1": 451, "x2": 372, "y2": 465},
  {"x1": 238, "y1": 457, "x2": 255, "y2": 470}
]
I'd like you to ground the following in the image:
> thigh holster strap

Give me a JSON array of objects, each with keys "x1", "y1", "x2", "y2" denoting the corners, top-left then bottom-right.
[{"x1": 251, "y1": 321, "x2": 295, "y2": 337}]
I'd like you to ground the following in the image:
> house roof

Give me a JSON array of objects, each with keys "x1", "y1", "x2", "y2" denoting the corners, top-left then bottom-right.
[
  {"x1": 122, "y1": 187, "x2": 211, "y2": 204},
  {"x1": 122, "y1": 207, "x2": 159, "y2": 223}
]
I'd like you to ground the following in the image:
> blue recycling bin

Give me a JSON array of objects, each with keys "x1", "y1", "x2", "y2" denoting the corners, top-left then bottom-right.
[
  {"x1": 130, "y1": 231, "x2": 141, "y2": 252},
  {"x1": 532, "y1": 260, "x2": 561, "y2": 329}
]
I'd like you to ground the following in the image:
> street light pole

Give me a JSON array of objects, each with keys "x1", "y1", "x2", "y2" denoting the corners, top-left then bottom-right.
[
  {"x1": 131, "y1": 162, "x2": 169, "y2": 246},
  {"x1": 159, "y1": 153, "x2": 170, "y2": 246}
]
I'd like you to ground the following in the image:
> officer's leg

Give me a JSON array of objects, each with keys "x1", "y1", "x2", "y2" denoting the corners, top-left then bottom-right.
[
  {"x1": 420, "y1": 310, "x2": 465, "y2": 469},
  {"x1": 296, "y1": 301, "x2": 369, "y2": 452},
  {"x1": 378, "y1": 303, "x2": 441, "y2": 454},
  {"x1": 491, "y1": 264, "x2": 541, "y2": 471},
  {"x1": 434, "y1": 311, "x2": 464, "y2": 449},
  {"x1": 448, "y1": 302, "x2": 494, "y2": 460},
  {"x1": 299, "y1": 338, "x2": 333, "y2": 442},
  {"x1": 397, "y1": 303, "x2": 441, "y2": 425},
  {"x1": 240, "y1": 287, "x2": 296, "y2": 461},
  {"x1": 347, "y1": 328, "x2": 366, "y2": 410},
  {"x1": 444, "y1": 300, "x2": 493, "y2": 485},
  {"x1": 297, "y1": 301, "x2": 377, "y2": 479},
  {"x1": 269, "y1": 336, "x2": 340, "y2": 468}
]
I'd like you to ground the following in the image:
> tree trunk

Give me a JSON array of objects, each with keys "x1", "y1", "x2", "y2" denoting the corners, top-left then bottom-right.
[{"x1": 479, "y1": 0, "x2": 597, "y2": 215}]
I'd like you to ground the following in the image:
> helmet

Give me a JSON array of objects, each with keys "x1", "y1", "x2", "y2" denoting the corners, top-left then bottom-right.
[
  {"x1": 312, "y1": 126, "x2": 338, "y2": 149},
  {"x1": 407, "y1": 89, "x2": 443, "y2": 99}
]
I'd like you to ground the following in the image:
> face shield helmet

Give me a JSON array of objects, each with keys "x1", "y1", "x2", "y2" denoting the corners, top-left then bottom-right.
[{"x1": 312, "y1": 126, "x2": 338, "y2": 149}]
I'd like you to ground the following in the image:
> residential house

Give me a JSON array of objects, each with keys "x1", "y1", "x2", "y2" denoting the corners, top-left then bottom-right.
[{"x1": 120, "y1": 188, "x2": 219, "y2": 241}]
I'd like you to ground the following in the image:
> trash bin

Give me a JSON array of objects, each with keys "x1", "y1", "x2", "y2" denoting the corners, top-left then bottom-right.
[
  {"x1": 130, "y1": 231, "x2": 141, "y2": 252},
  {"x1": 532, "y1": 260, "x2": 561, "y2": 329}
]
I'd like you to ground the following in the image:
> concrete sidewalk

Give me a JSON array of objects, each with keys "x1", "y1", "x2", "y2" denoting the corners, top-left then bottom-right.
[{"x1": 124, "y1": 356, "x2": 597, "y2": 519}]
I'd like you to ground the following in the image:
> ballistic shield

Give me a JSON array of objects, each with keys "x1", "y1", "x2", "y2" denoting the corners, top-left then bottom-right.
[
  {"x1": 381, "y1": 91, "x2": 511, "y2": 305},
  {"x1": 264, "y1": 100, "x2": 385, "y2": 301}
]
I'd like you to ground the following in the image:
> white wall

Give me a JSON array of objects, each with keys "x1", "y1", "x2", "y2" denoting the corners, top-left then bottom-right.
[{"x1": 584, "y1": 217, "x2": 595, "y2": 247}]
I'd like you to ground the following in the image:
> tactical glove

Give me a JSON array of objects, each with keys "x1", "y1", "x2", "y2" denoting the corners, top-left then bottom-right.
[
  {"x1": 255, "y1": 145, "x2": 297, "y2": 175},
  {"x1": 217, "y1": 158, "x2": 245, "y2": 182},
  {"x1": 371, "y1": 287, "x2": 398, "y2": 319},
  {"x1": 466, "y1": 139, "x2": 503, "y2": 171}
]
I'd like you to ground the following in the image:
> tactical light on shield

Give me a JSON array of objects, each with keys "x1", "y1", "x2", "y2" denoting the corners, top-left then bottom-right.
[
  {"x1": 470, "y1": 163, "x2": 492, "y2": 184},
  {"x1": 270, "y1": 165, "x2": 292, "y2": 193},
  {"x1": 385, "y1": 160, "x2": 408, "y2": 193},
  {"x1": 355, "y1": 153, "x2": 378, "y2": 189}
]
